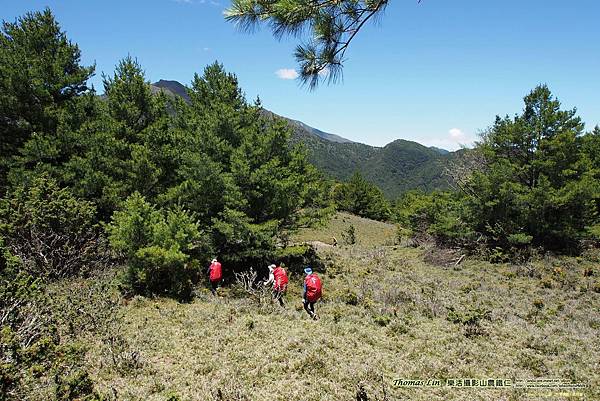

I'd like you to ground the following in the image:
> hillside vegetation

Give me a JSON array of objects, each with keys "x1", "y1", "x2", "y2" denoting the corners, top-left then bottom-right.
[
  {"x1": 360, "y1": 140, "x2": 456, "y2": 198},
  {"x1": 84, "y1": 212, "x2": 600, "y2": 401},
  {"x1": 268, "y1": 110, "x2": 458, "y2": 198},
  {"x1": 1, "y1": 9, "x2": 600, "y2": 401},
  {"x1": 154, "y1": 77, "x2": 459, "y2": 200}
]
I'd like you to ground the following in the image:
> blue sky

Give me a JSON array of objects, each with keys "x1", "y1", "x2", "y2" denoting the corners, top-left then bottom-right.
[{"x1": 3, "y1": 0, "x2": 599, "y2": 150}]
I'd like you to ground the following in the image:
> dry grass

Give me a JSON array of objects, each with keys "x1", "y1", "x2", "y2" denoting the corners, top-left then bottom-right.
[
  {"x1": 293, "y1": 212, "x2": 397, "y2": 247},
  {"x1": 85, "y1": 214, "x2": 600, "y2": 401}
]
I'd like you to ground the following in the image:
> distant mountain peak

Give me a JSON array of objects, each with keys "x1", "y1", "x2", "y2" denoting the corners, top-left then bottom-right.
[
  {"x1": 155, "y1": 79, "x2": 181, "y2": 85},
  {"x1": 151, "y1": 80, "x2": 191, "y2": 103},
  {"x1": 150, "y1": 80, "x2": 354, "y2": 144},
  {"x1": 147, "y1": 79, "x2": 457, "y2": 197}
]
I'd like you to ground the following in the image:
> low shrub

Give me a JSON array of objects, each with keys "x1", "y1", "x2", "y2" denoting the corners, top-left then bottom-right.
[
  {"x1": 0, "y1": 267, "x2": 101, "y2": 400},
  {"x1": 0, "y1": 175, "x2": 111, "y2": 280},
  {"x1": 46, "y1": 271, "x2": 141, "y2": 375},
  {"x1": 446, "y1": 306, "x2": 491, "y2": 337},
  {"x1": 342, "y1": 224, "x2": 356, "y2": 245},
  {"x1": 341, "y1": 288, "x2": 359, "y2": 306},
  {"x1": 373, "y1": 315, "x2": 391, "y2": 327},
  {"x1": 107, "y1": 193, "x2": 211, "y2": 301},
  {"x1": 387, "y1": 321, "x2": 410, "y2": 336},
  {"x1": 129, "y1": 246, "x2": 199, "y2": 301}
]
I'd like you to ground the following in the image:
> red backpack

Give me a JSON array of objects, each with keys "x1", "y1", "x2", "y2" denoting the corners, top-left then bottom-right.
[
  {"x1": 209, "y1": 262, "x2": 222, "y2": 282},
  {"x1": 272, "y1": 266, "x2": 288, "y2": 291},
  {"x1": 304, "y1": 274, "x2": 322, "y2": 302}
]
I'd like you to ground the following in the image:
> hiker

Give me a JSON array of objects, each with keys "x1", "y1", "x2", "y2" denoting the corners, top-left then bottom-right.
[
  {"x1": 207, "y1": 258, "x2": 222, "y2": 295},
  {"x1": 332, "y1": 236, "x2": 338, "y2": 247},
  {"x1": 264, "y1": 263, "x2": 288, "y2": 306},
  {"x1": 302, "y1": 267, "x2": 322, "y2": 319}
]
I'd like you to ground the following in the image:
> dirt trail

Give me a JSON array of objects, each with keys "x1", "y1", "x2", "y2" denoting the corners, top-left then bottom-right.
[{"x1": 305, "y1": 240, "x2": 335, "y2": 248}]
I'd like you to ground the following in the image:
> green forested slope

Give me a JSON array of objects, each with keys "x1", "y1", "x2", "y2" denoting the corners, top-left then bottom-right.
[
  {"x1": 154, "y1": 87, "x2": 456, "y2": 199},
  {"x1": 265, "y1": 111, "x2": 458, "y2": 198},
  {"x1": 297, "y1": 134, "x2": 459, "y2": 198}
]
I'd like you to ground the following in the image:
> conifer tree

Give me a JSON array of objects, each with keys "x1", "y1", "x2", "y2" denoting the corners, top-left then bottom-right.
[
  {"x1": 225, "y1": 0, "x2": 420, "y2": 88},
  {"x1": 0, "y1": 9, "x2": 94, "y2": 188},
  {"x1": 332, "y1": 171, "x2": 390, "y2": 221},
  {"x1": 467, "y1": 85, "x2": 598, "y2": 250}
]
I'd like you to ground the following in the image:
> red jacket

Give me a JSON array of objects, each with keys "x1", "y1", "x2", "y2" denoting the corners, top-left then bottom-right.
[
  {"x1": 209, "y1": 261, "x2": 222, "y2": 282},
  {"x1": 272, "y1": 266, "x2": 288, "y2": 291}
]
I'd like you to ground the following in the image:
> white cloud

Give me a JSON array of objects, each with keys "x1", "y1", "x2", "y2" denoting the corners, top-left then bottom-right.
[
  {"x1": 418, "y1": 128, "x2": 476, "y2": 151},
  {"x1": 275, "y1": 68, "x2": 299, "y2": 80},
  {"x1": 448, "y1": 127, "x2": 465, "y2": 140}
]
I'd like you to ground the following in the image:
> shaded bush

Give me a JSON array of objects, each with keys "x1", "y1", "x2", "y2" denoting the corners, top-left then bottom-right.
[
  {"x1": 446, "y1": 306, "x2": 491, "y2": 337},
  {"x1": 342, "y1": 224, "x2": 356, "y2": 245},
  {"x1": 394, "y1": 190, "x2": 475, "y2": 248},
  {"x1": 332, "y1": 172, "x2": 391, "y2": 221},
  {"x1": 373, "y1": 315, "x2": 391, "y2": 327},
  {"x1": 274, "y1": 244, "x2": 323, "y2": 275},
  {"x1": 130, "y1": 246, "x2": 199, "y2": 301},
  {"x1": 107, "y1": 193, "x2": 210, "y2": 301},
  {"x1": 0, "y1": 175, "x2": 111, "y2": 280},
  {"x1": 341, "y1": 288, "x2": 359, "y2": 306}
]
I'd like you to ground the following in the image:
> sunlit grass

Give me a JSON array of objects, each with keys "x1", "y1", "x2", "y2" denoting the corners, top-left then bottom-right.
[
  {"x1": 87, "y1": 213, "x2": 600, "y2": 400},
  {"x1": 293, "y1": 211, "x2": 397, "y2": 247}
]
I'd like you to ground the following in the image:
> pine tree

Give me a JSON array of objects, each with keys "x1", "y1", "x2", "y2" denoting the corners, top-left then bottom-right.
[
  {"x1": 0, "y1": 8, "x2": 94, "y2": 188},
  {"x1": 468, "y1": 85, "x2": 597, "y2": 250},
  {"x1": 61, "y1": 57, "x2": 175, "y2": 217},
  {"x1": 332, "y1": 171, "x2": 390, "y2": 221},
  {"x1": 225, "y1": 0, "x2": 407, "y2": 88}
]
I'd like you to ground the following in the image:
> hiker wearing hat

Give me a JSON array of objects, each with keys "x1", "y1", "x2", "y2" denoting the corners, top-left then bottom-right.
[
  {"x1": 207, "y1": 258, "x2": 222, "y2": 295},
  {"x1": 264, "y1": 263, "x2": 289, "y2": 306},
  {"x1": 302, "y1": 267, "x2": 322, "y2": 319}
]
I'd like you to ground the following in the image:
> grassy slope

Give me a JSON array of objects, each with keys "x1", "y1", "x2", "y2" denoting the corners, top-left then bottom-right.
[
  {"x1": 292, "y1": 211, "x2": 397, "y2": 247},
  {"x1": 88, "y1": 213, "x2": 600, "y2": 401}
]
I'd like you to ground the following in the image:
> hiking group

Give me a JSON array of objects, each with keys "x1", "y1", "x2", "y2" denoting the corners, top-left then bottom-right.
[{"x1": 207, "y1": 258, "x2": 322, "y2": 319}]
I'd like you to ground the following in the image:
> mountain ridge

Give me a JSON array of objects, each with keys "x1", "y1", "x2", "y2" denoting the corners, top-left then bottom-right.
[
  {"x1": 260, "y1": 110, "x2": 457, "y2": 198},
  {"x1": 151, "y1": 80, "x2": 457, "y2": 198}
]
